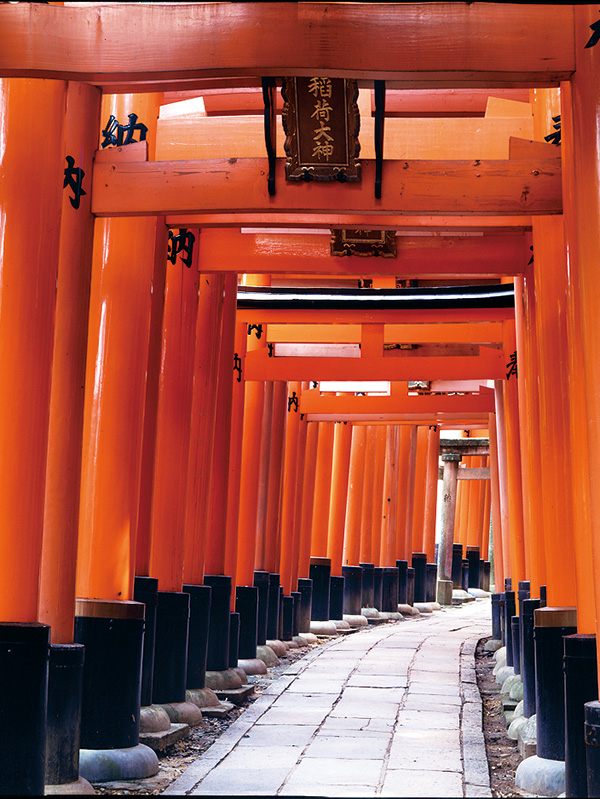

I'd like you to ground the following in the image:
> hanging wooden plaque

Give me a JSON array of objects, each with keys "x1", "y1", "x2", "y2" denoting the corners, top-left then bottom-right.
[
  {"x1": 282, "y1": 77, "x2": 361, "y2": 182},
  {"x1": 330, "y1": 229, "x2": 397, "y2": 258}
]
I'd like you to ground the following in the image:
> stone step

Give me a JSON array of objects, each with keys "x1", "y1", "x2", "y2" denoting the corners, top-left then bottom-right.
[
  {"x1": 201, "y1": 700, "x2": 235, "y2": 718},
  {"x1": 214, "y1": 685, "x2": 254, "y2": 705},
  {"x1": 139, "y1": 722, "x2": 190, "y2": 753}
]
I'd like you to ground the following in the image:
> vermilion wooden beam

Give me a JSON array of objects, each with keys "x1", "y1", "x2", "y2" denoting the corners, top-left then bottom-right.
[
  {"x1": 300, "y1": 389, "x2": 495, "y2": 415},
  {"x1": 0, "y1": 3, "x2": 574, "y2": 89},
  {"x1": 309, "y1": 414, "x2": 491, "y2": 425},
  {"x1": 156, "y1": 115, "x2": 534, "y2": 161},
  {"x1": 267, "y1": 322, "x2": 503, "y2": 344},
  {"x1": 197, "y1": 229, "x2": 527, "y2": 277},
  {"x1": 166, "y1": 213, "x2": 533, "y2": 230},
  {"x1": 244, "y1": 346, "x2": 506, "y2": 381},
  {"x1": 92, "y1": 158, "x2": 561, "y2": 217},
  {"x1": 238, "y1": 307, "x2": 513, "y2": 326}
]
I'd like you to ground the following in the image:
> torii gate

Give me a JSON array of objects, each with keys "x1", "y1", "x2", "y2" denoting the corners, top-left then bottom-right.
[{"x1": 2, "y1": 3, "x2": 600, "y2": 795}]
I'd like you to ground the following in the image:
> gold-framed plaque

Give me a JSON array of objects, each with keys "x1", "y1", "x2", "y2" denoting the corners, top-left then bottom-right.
[
  {"x1": 330, "y1": 229, "x2": 397, "y2": 258},
  {"x1": 282, "y1": 77, "x2": 361, "y2": 182}
]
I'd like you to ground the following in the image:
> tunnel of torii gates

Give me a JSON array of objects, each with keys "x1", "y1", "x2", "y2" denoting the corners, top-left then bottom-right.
[{"x1": 4, "y1": 0, "x2": 600, "y2": 794}]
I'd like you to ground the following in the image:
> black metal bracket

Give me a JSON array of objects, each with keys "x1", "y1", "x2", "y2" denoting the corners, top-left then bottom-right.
[
  {"x1": 374, "y1": 80, "x2": 386, "y2": 199},
  {"x1": 262, "y1": 77, "x2": 277, "y2": 196}
]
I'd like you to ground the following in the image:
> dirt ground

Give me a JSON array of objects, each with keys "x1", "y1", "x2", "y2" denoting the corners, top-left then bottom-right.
[
  {"x1": 475, "y1": 637, "x2": 530, "y2": 798},
  {"x1": 92, "y1": 634, "x2": 526, "y2": 796}
]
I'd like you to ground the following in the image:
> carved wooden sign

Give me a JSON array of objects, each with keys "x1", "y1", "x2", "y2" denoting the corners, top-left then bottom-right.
[
  {"x1": 330, "y1": 229, "x2": 397, "y2": 257},
  {"x1": 282, "y1": 77, "x2": 361, "y2": 182}
]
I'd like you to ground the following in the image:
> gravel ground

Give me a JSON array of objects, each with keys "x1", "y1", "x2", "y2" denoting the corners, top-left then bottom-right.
[{"x1": 475, "y1": 638, "x2": 531, "y2": 798}]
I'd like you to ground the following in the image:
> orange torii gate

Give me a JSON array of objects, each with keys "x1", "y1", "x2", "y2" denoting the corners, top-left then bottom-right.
[{"x1": 3, "y1": 3, "x2": 600, "y2": 795}]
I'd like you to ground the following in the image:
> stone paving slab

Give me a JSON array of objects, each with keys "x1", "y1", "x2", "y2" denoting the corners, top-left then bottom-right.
[{"x1": 163, "y1": 598, "x2": 493, "y2": 797}]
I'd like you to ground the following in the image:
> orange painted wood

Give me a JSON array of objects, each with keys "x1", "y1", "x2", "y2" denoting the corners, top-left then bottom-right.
[
  {"x1": 381, "y1": 89, "x2": 530, "y2": 117},
  {"x1": 236, "y1": 400, "x2": 266, "y2": 585},
  {"x1": 370, "y1": 426, "x2": 388, "y2": 567},
  {"x1": 301, "y1": 389, "x2": 495, "y2": 417},
  {"x1": 299, "y1": 420, "x2": 319, "y2": 579},
  {"x1": 149, "y1": 253, "x2": 199, "y2": 592},
  {"x1": 39, "y1": 81, "x2": 100, "y2": 641},
  {"x1": 532, "y1": 216, "x2": 578, "y2": 608},
  {"x1": 0, "y1": 78, "x2": 66, "y2": 622},
  {"x1": 264, "y1": 381, "x2": 287, "y2": 575},
  {"x1": 92, "y1": 157, "x2": 562, "y2": 218},
  {"x1": 359, "y1": 426, "x2": 377, "y2": 565},
  {"x1": 291, "y1": 412, "x2": 309, "y2": 592},
  {"x1": 560, "y1": 78, "x2": 596, "y2": 633},
  {"x1": 481, "y1": 470, "x2": 492, "y2": 560},
  {"x1": 343, "y1": 425, "x2": 367, "y2": 568},
  {"x1": 310, "y1": 422, "x2": 335, "y2": 559},
  {"x1": 134, "y1": 229, "x2": 169, "y2": 580},
  {"x1": 509, "y1": 136, "x2": 560, "y2": 159},
  {"x1": 254, "y1": 382, "x2": 274, "y2": 572},
  {"x1": 268, "y1": 322, "x2": 504, "y2": 345},
  {"x1": 245, "y1": 346, "x2": 507, "y2": 382},
  {"x1": 0, "y1": 3, "x2": 574, "y2": 87},
  {"x1": 397, "y1": 425, "x2": 417, "y2": 560},
  {"x1": 422, "y1": 425, "x2": 441, "y2": 562},
  {"x1": 222, "y1": 321, "x2": 248, "y2": 586},
  {"x1": 237, "y1": 307, "x2": 515, "y2": 326},
  {"x1": 157, "y1": 115, "x2": 534, "y2": 161},
  {"x1": 411, "y1": 426, "x2": 429, "y2": 554},
  {"x1": 77, "y1": 92, "x2": 162, "y2": 603},
  {"x1": 280, "y1": 383, "x2": 302, "y2": 595},
  {"x1": 380, "y1": 426, "x2": 400, "y2": 567},
  {"x1": 203, "y1": 274, "x2": 238, "y2": 576},
  {"x1": 327, "y1": 422, "x2": 353, "y2": 576},
  {"x1": 197, "y1": 229, "x2": 528, "y2": 278},
  {"x1": 168, "y1": 212, "x2": 533, "y2": 231},
  {"x1": 488, "y1": 412, "x2": 505, "y2": 590},
  {"x1": 182, "y1": 274, "x2": 225, "y2": 583}
]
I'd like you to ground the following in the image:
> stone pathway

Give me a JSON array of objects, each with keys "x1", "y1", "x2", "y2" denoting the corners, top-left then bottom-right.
[{"x1": 163, "y1": 599, "x2": 492, "y2": 797}]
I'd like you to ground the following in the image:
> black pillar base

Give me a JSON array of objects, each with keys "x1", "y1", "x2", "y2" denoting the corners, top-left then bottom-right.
[
  {"x1": 329, "y1": 576, "x2": 345, "y2": 620},
  {"x1": 228, "y1": 612, "x2": 240, "y2": 669},
  {"x1": 152, "y1": 591, "x2": 190, "y2": 705},
  {"x1": 297, "y1": 578, "x2": 313, "y2": 633},
  {"x1": 0, "y1": 622, "x2": 50, "y2": 795},
  {"x1": 511, "y1": 616, "x2": 521, "y2": 676},
  {"x1": 291, "y1": 591, "x2": 302, "y2": 637},
  {"x1": 381, "y1": 567, "x2": 399, "y2": 612},
  {"x1": 461, "y1": 559, "x2": 469, "y2": 591},
  {"x1": 425, "y1": 563, "x2": 437, "y2": 603},
  {"x1": 504, "y1": 590, "x2": 516, "y2": 667},
  {"x1": 342, "y1": 566, "x2": 363, "y2": 615},
  {"x1": 278, "y1": 586, "x2": 284, "y2": 640},
  {"x1": 74, "y1": 600, "x2": 145, "y2": 750},
  {"x1": 373, "y1": 567, "x2": 384, "y2": 610},
  {"x1": 282, "y1": 595, "x2": 294, "y2": 641},
  {"x1": 491, "y1": 593, "x2": 502, "y2": 640},
  {"x1": 133, "y1": 576, "x2": 158, "y2": 707},
  {"x1": 521, "y1": 598, "x2": 540, "y2": 718},
  {"x1": 412, "y1": 553, "x2": 427, "y2": 603},
  {"x1": 585, "y1": 700, "x2": 600, "y2": 798},
  {"x1": 266, "y1": 574, "x2": 280, "y2": 639},
  {"x1": 253, "y1": 570, "x2": 270, "y2": 646},
  {"x1": 396, "y1": 560, "x2": 408, "y2": 605},
  {"x1": 45, "y1": 643, "x2": 85, "y2": 786},
  {"x1": 451, "y1": 544, "x2": 463, "y2": 586},
  {"x1": 466, "y1": 546, "x2": 480, "y2": 589},
  {"x1": 183, "y1": 584, "x2": 212, "y2": 690},
  {"x1": 483, "y1": 561, "x2": 491, "y2": 592},
  {"x1": 309, "y1": 558, "x2": 331, "y2": 621},
  {"x1": 564, "y1": 634, "x2": 597, "y2": 798},
  {"x1": 518, "y1": 580, "x2": 531, "y2": 607},
  {"x1": 360, "y1": 563, "x2": 375, "y2": 608},
  {"x1": 406, "y1": 567, "x2": 415, "y2": 606},
  {"x1": 203, "y1": 575, "x2": 231, "y2": 672},
  {"x1": 534, "y1": 606, "x2": 577, "y2": 761},
  {"x1": 235, "y1": 585, "x2": 259, "y2": 660}
]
